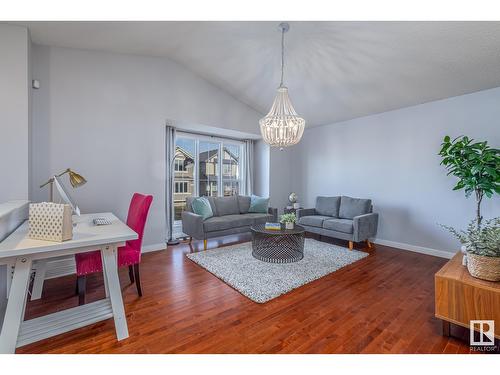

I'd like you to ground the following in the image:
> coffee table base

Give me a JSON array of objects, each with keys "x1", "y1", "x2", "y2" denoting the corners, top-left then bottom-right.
[{"x1": 251, "y1": 229, "x2": 305, "y2": 263}]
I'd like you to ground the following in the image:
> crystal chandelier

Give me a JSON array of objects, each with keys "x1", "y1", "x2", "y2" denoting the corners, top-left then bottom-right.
[{"x1": 259, "y1": 22, "x2": 305, "y2": 149}]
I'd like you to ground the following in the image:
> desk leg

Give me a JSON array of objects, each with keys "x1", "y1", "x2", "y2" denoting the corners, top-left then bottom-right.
[
  {"x1": 31, "y1": 259, "x2": 47, "y2": 300},
  {"x1": 0, "y1": 257, "x2": 32, "y2": 354},
  {"x1": 0, "y1": 266, "x2": 6, "y2": 325},
  {"x1": 101, "y1": 245, "x2": 128, "y2": 341},
  {"x1": 6, "y1": 261, "x2": 14, "y2": 298},
  {"x1": 100, "y1": 251, "x2": 109, "y2": 298}
]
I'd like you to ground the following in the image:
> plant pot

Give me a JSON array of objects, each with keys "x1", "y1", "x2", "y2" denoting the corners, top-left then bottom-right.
[
  {"x1": 285, "y1": 222, "x2": 294, "y2": 230},
  {"x1": 466, "y1": 253, "x2": 500, "y2": 282}
]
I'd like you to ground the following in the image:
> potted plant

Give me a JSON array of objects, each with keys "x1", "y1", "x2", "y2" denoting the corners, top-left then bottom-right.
[
  {"x1": 280, "y1": 213, "x2": 297, "y2": 230},
  {"x1": 442, "y1": 218, "x2": 500, "y2": 281},
  {"x1": 438, "y1": 135, "x2": 500, "y2": 281},
  {"x1": 439, "y1": 135, "x2": 499, "y2": 229}
]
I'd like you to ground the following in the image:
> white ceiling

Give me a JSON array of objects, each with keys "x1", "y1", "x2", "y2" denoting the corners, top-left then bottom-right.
[{"x1": 15, "y1": 21, "x2": 500, "y2": 127}]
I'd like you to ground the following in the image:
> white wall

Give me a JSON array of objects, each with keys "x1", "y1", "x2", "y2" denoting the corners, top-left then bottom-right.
[
  {"x1": 288, "y1": 87, "x2": 500, "y2": 255},
  {"x1": 0, "y1": 24, "x2": 31, "y2": 201},
  {"x1": 269, "y1": 147, "x2": 296, "y2": 210},
  {"x1": 30, "y1": 44, "x2": 263, "y2": 247}
]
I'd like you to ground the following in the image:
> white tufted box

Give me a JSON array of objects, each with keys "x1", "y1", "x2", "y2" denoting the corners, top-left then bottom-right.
[{"x1": 28, "y1": 202, "x2": 73, "y2": 242}]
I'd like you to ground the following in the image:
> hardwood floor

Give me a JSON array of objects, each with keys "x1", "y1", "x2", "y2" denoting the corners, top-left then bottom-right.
[{"x1": 18, "y1": 234, "x2": 473, "y2": 354}]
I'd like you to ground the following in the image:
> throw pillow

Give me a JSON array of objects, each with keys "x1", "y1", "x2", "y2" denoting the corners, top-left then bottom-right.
[
  {"x1": 248, "y1": 195, "x2": 270, "y2": 213},
  {"x1": 237, "y1": 195, "x2": 251, "y2": 214},
  {"x1": 315, "y1": 196, "x2": 341, "y2": 217},
  {"x1": 338, "y1": 196, "x2": 372, "y2": 219},
  {"x1": 191, "y1": 197, "x2": 214, "y2": 220},
  {"x1": 213, "y1": 196, "x2": 240, "y2": 216}
]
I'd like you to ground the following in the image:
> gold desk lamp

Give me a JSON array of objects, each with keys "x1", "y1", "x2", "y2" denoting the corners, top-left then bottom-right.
[{"x1": 40, "y1": 168, "x2": 87, "y2": 202}]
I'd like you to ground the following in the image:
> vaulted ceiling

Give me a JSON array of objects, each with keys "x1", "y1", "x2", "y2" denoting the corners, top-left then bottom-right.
[{"x1": 16, "y1": 21, "x2": 500, "y2": 127}]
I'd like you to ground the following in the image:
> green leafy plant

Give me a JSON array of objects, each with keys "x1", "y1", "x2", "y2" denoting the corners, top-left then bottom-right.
[
  {"x1": 441, "y1": 218, "x2": 500, "y2": 257},
  {"x1": 280, "y1": 213, "x2": 297, "y2": 224},
  {"x1": 439, "y1": 135, "x2": 500, "y2": 228}
]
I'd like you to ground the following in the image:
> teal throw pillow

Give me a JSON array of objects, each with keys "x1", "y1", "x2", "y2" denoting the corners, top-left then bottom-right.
[
  {"x1": 248, "y1": 195, "x2": 269, "y2": 213},
  {"x1": 191, "y1": 197, "x2": 213, "y2": 220}
]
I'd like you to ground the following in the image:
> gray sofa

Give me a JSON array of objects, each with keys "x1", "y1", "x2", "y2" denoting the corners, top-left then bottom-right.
[
  {"x1": 297, "y1": 196, "x2": 378, "y2": 250},
  {"x1": 182, "y1": 195, "x2": 277, "y2": 250}
]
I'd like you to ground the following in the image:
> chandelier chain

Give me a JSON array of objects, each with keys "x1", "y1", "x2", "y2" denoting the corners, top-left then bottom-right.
[{"x1": 280, "y1": 26, "x2": 285, "y2": 87}]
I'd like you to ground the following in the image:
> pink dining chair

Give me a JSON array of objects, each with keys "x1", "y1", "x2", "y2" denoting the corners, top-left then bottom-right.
[{"x1": 75, "y1": 193, "x2": 153, "y2": 305}]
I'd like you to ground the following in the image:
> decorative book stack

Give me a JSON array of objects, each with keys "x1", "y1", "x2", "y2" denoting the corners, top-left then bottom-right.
[{"x1": 264, "y1": 222, "x2": 281, "y2": 231}]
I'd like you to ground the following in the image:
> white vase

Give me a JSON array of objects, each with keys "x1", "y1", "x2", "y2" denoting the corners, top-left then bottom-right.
[{"x1": 285, "y1": 222, "x2": 294, "y2": 230}]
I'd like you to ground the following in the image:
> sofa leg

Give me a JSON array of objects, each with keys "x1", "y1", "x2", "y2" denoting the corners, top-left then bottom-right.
[
  {"x1": 366, "y1": 240, "x2": 372, "y2": 249},
  {"x1": 318, "y1": 234, "x2": 322, "y2": 241},
  {"x1": 348, "y1": 241, "x2": 353, "y2": 250},
  {"x1": 203, "y1": 239, "x2": 207, "y2": 250},
  {"x1": 189, "y1": 236, "x2": 192, "y2": 244}
]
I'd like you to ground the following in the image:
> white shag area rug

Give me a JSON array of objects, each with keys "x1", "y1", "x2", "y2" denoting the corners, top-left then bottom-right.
[{"x1": 186, "y1": 238, "x2": 368, "y2": 303}]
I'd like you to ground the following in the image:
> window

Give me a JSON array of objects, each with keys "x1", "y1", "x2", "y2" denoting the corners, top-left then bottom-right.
[
  {"x1": 175, "y1": 182, "x2": 188, "y2": 193},
  {"x1": 223, "y1": 164, "x2": 232, "y2": 176},
  {"x1": 172, "y1": 132, "x2": 246, "y2": 222},
  {"x1": 174, "y1": 159, "x2": 186, "y2": 171}
]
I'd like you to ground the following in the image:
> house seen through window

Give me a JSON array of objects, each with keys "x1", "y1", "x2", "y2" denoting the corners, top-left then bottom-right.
[{"x1": 172, "y1": 133, "x2": 246, "y2": 221}]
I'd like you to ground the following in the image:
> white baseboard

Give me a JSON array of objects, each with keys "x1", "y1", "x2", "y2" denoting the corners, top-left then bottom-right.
[
  {"x1": 372, "y1": 238, "x2": 454, "y2": 259},
  {"x1": 142, "y1": 243, "x2": 166, "y2": 253}
]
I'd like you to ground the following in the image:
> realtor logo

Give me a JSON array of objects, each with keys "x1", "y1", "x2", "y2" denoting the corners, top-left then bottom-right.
[{"x1": 470, "y1": 320, "x2": 495, "y2": 346}]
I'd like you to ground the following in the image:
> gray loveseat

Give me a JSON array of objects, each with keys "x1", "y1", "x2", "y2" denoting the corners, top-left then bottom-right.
[
  {"x1": 297, "y1": 196, "x2": 378, "y2": 250},
  {"x1": 182, "y1": 195, "x2": 277, "y2": 250}
]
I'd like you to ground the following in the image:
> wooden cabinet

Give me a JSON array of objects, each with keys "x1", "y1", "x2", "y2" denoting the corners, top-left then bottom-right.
[{"x1": 435, "y1": 252, "x2": 500, "y2": 339}]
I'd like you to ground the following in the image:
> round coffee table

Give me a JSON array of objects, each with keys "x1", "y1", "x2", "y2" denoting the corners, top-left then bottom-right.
[{"x1": 250, "y1": 224, "x2": 305, "y2": 263}]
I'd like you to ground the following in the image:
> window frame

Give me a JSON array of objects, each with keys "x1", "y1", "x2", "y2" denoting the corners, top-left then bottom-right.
[{"x1": 175, "y1": 131, "x2": 246, "y2": 200}]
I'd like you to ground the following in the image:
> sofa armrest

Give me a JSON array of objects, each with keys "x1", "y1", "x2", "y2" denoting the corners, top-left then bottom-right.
[
  {"x1": 353, "y1": 213, "x2": 379, "y2": 242},
  {"x1": 268, "y1": 207, "x2": 278, "y2": 222},
  {"x1": 296, "y1": 208, "x2": 316, "y2": 219},
  {"x1": 181, "y1": 211, "x2": 205, "y2": 240}
]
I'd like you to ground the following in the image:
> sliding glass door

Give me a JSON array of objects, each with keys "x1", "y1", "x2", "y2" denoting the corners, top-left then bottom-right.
[
  {"x1": 173, "y1": 138, "x2": 195, "y2": 221},
  {"x1": 199, "y1": 141, "x2": 219, "y2": 197},
  {"x1": 173, "y1": 132, "x2": 246, "y2": 225},
  {"x1": 222, "y1": 143, "x2": 240, "y2": 196}
]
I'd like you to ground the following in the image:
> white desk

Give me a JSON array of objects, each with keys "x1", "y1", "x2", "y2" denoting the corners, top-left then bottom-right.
[{"x1": 0, "y1": 213, "x2": 137, "y2": 353}]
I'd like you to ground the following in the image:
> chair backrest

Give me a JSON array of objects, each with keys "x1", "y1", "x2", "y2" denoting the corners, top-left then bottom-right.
[{"x1": 126, "y1": 193, "x2": 153, "y2": 252}]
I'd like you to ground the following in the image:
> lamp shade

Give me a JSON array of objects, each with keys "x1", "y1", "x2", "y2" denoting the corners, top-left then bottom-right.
[{"x1": 68, "y1": 170, "x2": 87, "y2": 188}]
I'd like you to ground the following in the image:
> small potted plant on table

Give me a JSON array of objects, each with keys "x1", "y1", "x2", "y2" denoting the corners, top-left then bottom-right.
[
  {"x1": 280, "y1": 213, "x2": 297, "y2": 230},
  {"x1": 443, "y1": 218, "x2": 500, "y2": 281}
]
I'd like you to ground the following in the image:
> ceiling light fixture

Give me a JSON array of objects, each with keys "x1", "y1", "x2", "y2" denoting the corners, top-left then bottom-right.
[{"x1": 259, "y1": 22, "x2": 305, "y2": 150}]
